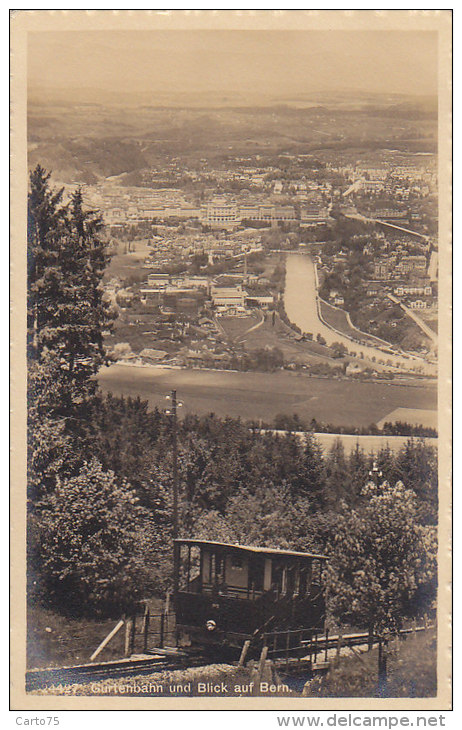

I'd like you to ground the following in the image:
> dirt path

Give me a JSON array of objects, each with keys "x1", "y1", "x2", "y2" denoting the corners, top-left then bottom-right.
[{"x1": 238, "y1": 312, "x2": 265, "y2": 341}]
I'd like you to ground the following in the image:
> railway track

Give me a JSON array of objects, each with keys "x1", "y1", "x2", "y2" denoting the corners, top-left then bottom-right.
[
  {"x1": 26, "y1": 627, "x2": 429, "y2": 692},
  {"x1": 26, "y1": 650, "x2": 206, "y2": 692},
  {"x1": 269, "y1": 626, "x2": 429, "y2": 670}
]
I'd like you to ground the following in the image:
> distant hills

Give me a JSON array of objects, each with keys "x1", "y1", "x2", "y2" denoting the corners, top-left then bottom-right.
[
  {"x1": 29, "y1": 85, "x2": 437, "y2": 113},
  {"x1": 27, "y1": 91, "x2": 438, "y2": 184}
]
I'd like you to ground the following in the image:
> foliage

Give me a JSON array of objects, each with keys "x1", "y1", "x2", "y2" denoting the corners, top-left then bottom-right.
[
  {"x1": 331, "y1": 341, "x2": 348, "y2": 358},
  {"x1": 193, "y1": 484, "x2": 314, "y2": 551},
  {"x1": 32, "y1": 459, "x2": 159, "y2": 616},
  {"x1": 326, "y1": 480, "x2": 437, "y2": 633},
  {"x1": 28, "y1": 167, "x2": 114, "y2": 386},
  {"x1": 27, "y1": 352, "x2": 78, "y2": 503}
]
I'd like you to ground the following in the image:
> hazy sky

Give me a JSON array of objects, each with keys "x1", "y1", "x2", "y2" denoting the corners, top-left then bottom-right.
[{"x1": 28, "y1": 30, "x2": 437, "y2": 100}]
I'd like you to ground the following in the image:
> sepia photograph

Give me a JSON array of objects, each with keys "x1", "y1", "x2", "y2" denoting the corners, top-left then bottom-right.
[{"x1": 10, "y1": 9, "x2": 452, "y2": 711}]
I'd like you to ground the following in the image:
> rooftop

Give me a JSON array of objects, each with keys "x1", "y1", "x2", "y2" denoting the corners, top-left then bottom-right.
[{"x1": 174, "y1": 539, "x2": 328, "y2": 561}]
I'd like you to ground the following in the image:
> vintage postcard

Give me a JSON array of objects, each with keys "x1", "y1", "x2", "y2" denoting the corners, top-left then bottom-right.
[{"x1": 10, "y1": 10, "x2": 452, "y2": 712}]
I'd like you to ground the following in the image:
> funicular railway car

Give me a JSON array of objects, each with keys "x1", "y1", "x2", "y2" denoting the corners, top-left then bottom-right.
[{"x1": 174, "y1": 539, "x2": 328, "y2": 657}]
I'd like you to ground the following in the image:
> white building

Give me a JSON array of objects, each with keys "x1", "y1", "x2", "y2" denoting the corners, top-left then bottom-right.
[
  {"x1": 147, "y1": 273, "x2": 170, "y2": 288},
  {"x1": 201, "y1": 197, "x2": 239, "y2": 228},
  {"x1": 211, "y1": 284, "x2": 247, "y2": 308}
]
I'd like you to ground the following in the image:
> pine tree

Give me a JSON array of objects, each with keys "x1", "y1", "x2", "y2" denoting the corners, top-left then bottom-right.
[
  {"x1": 27, "y1": 166, "x2": 117, "y2": 508},
  {"x1": 324, "y1": 438, "x2": 349, "y2": 505},
  {"x1": 28, "y1": 167, "x2": 114, "y2": 388},
  {"x1": 27, "y1": 165, "x2": 66, "y2": 359},
  {"x1": 298, "y1": 434, "x2": 326, "y2": 506}
]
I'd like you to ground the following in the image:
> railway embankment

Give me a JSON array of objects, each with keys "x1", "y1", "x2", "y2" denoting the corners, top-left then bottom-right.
[
  {"x1": 303, "y1": 626, "x2": 436, "y2": 699},
  {"x1": 29, "y1": 661, "x2": 289, "y2": 697}
]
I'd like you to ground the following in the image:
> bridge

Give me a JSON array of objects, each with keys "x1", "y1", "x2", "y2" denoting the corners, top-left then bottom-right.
[{"x1": 344, "y1": 212, "x2": 431, "y2": 241}]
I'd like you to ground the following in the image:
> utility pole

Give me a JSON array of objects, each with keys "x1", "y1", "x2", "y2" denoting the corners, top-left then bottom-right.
[
  {"x1": 166, "y1": 390, "x2": 182, "y2": 600},
  {"x1": 171, "y1": 389, "x2": 178, "y2": 542},
  {"x1": 171, "y1": 390, "x2": 179, "y2": 598}
]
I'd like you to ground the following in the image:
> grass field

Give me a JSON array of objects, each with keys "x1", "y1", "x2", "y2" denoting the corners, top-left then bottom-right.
[
  {"x1": 306, "y1": 628, "x2": 437, "y2": 698},
  {"x1": 104, "y1": 240, "x2": 153, "y2": 282},
  {"x1": 221, "y1": 313, "x2": 343, "y2": 366},
  {"x1": 319, "y1": 299, "x2": 384, "y2": 346},
  {"x1": 98, "y1": 364, "x2": 437, "y2": 428},
  {"x1": 311, "y1": 432, "x2": 437, "y2": 454},
  {"x1": 28, "y1": 601, "x2": 166, "y2": 669},
  {"x1": 219, "y1": 314, "x2": 261, "y2": 341}
]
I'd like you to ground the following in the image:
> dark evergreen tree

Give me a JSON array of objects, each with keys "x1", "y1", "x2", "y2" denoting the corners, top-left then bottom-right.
[
  {"x1": 28, "y1": 168, "x2": 115, "y2": 465},
  {"x1": 28, "y1": 169, "x2": 114, "y2": 389},
  {"x1": 27, "y1": 165, "x2": 66, "y2": 360},
  {"x1": 324, "y1": 438, "x2": 350, "y2": 505},
  {"x1": 347, "y1": 444, "x2": 369, "y2": 503},
  {"x1": 299, "y1": 434, "x2": 327, "y2": 506}
]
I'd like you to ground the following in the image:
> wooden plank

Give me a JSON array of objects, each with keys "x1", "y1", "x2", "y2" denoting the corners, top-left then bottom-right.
[
  {"x1": 312, "y1": 661, "x2": 330, "y2": 671},
  {"x1": 257, "y1": 646, "x2": 269, "y2": 680},
  {"x1": 142, "y1": 606, "x2": 150, "y2": 653},
  {"x1": 238, "y1": 640, "x2": 251, "y2": 667},
  {"x1": 90, "y1": 620, "x2": 124, "y2": 662},
  {"x1": 124, "y1": 617, "x2": 133, "y2": 657}
]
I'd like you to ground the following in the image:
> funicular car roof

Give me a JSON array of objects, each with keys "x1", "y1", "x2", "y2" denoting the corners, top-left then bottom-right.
[{"x1": 174, "y1": 538, "x2": 328, "y2": 561}]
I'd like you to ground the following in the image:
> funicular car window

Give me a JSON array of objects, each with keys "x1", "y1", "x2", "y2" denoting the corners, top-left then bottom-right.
[
  {"x1": 286, "y1": 564, "x2": 296, "y2": 596},
  {"x1": 188, "y1": 546, "x2": 201, "y2": 592},
  {"x1": 206, "y1": 550, "x2": 226, "y2": 587},
  {"x1": 271, "y1": 560, "x2": 285, "y2": 595},
  {"x1": 248, "y1": 554, "x2": 264, "y2": 593},
  {"x1": 312, "y1": 559, "x2": 321, "y2": 586},
  {"x1": 178, "y1": 544, "x2": 202, "y2": 591},
  {"x1": 299, "y1": 563, "x2": 312, "y2": 596},
  {"x1": 178, "y1": 544, "x2": 188, "y2": 591}
]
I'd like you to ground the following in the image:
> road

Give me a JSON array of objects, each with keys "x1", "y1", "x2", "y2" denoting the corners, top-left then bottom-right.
[
  {"x1": 387, "y1": 294, "x2": 437, "y2": 347},
  {"x1": 283, "y1": 254, "x2": 436, "y2": 375}
]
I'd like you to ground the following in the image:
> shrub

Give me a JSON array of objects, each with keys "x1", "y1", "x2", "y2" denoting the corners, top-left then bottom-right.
[
  {"x1": 33, "y1": 459, "x2": 158, "y2": 616},
  {"x1": 327, "y1": 481, "x2": 437, "y2": 634}
]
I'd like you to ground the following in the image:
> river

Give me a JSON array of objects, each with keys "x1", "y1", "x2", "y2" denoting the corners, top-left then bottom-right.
[{"x1": 283, "y1": 254, "x2": 436, "y2": 375}]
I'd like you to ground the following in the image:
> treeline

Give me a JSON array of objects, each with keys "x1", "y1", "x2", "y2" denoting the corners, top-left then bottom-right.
[
  {"x1": 29, "y1": 385, "x2": 438, "y2": 618},
  {"x1": 264, "y1": 413, "x2": 437, "y2": 438},
  {"x1": 27, "y1": 166, "x2": 437, "y2": 639}
]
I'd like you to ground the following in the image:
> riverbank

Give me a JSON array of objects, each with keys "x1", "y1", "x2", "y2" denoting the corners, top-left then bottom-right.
[{"x1": 283, "y1": 253, "x2": 436, "y2": 376}]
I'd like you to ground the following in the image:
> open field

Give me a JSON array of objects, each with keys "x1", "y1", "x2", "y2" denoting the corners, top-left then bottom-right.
[
  {"x1": 219, "y1": 314, "x2": 261, "y2": 341},
  {"x1": 376, "y1": 407, "x2": 437, "y2": 430},
  {"x1": 98, "y1": 364, "x2": 437, "y2": 428},
  {"x1": 104, "y1": 240, "x2": 154, "y2": 282},
  {"x1": 417, "y1": 309, "x2": 438, "y2": 334},
  {"x1": 265, "y1": 431, "x2": 437, "y2": 455},
  {"x1": 220, "y1": 312, "x2": 343, "y2": 366}
]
